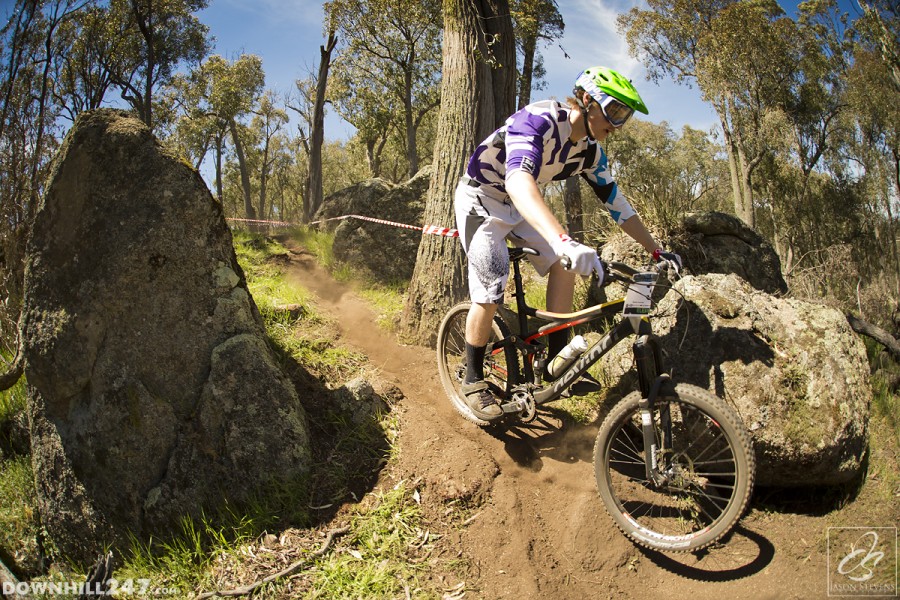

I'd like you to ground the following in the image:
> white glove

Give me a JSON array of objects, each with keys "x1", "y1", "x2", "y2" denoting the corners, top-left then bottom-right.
[
  {"x1": 550, "y1": 234, "x2": 603, "y2": 277},
  {"x1": 653, "y1": 248, "x2": 683, "y2": 273}
]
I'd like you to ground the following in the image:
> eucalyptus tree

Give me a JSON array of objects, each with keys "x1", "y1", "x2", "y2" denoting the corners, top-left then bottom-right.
[
  {"x1": 290, "y1": 30, "x2": 339, "y2": 222},
  {"x1": 102, "y1": 0, "x2": 211, "y2": 129},
  {"x1": 606, "y1": 120, "x2": 728, "y2": 234},
  {"x1": 326, "y1": 0, "x2": 443, "y2": 179},
  {"x1": 511, "y1": 0, "x2": 564, "y2": 108},
  {"x1": 620, "y1": 0, "x2": 789, "y2": 227},
  {"x1": 845, "y1": 1, "x2": 900, "y2": 286},
  {"x1": 1, "y1": 0, "x2": 47, "y2": 355},
  {"x1": 52, "y1": 3, "x2": 115, "y2": 121},
  {"x1": 170, "y1": 54, "x2": 265, "y2": 217},
  {"x1": 760, "y1": 0, "x2": 854, "y2": 278},
  {"x1": 400, "y1": 0, "x2": 516, "y2": 345},
  {"x1": 250, "y1": 91, "x2": 290, "y2": 220},
  {"x1": 0, "y1": 0, "x2": 92, "y2": 359}
]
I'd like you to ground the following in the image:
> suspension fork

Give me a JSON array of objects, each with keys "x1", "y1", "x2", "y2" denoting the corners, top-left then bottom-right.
[{"x1": 633, "y1": 335, "x2": 673, "y2": 485}]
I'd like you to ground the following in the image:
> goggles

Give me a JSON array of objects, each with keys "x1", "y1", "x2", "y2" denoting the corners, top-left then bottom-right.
[{"x1": 592, "y1": 93, "x2": 634, "y2": 128}]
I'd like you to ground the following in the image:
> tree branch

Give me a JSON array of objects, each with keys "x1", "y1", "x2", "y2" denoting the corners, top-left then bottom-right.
[
  {"x1": 196, "y1": 525, "x2": 351, "y2": 599},
  {"x1": 846, "y1": 313, "x2": 900, "y2": 361},
  {"x1": 0, "y1": 349, "x2": 24, "y2": 392}
]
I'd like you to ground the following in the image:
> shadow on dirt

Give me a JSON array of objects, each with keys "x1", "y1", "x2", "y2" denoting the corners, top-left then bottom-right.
[
  {"x1": 637, "y1": 525, "x2": 776, "y2": 581},
  {"x1": 484, "y1": 405, "x2": 599, "y2": 471}
]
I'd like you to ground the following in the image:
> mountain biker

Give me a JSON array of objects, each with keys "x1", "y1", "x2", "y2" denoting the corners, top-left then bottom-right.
[{"x1": 455, "y1": 65, "x2": 682, "y2": 421}]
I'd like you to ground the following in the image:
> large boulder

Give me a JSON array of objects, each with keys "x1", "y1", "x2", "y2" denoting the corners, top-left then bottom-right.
[
  {"x1": 314, "y1": 167, "x2": 431, "y2": 283},
  {"x1": 20, "y1": 109, "x2": 312, "y2": 564},
  {"x1": 600, "y1": 211, "x2": 788, "y2": 295},
  {"x1": 598, "y1": 272, "x2": 870, "y2": 487}
]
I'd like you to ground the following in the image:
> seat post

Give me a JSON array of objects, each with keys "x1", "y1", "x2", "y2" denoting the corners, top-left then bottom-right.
[{"x1": 512, "y1": 257, "x2": 530, "y2": 335}]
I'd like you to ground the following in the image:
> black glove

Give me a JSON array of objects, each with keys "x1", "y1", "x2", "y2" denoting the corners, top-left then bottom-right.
[{"x1": 653, "y1": 248, "x2": 683, "y2": 272}]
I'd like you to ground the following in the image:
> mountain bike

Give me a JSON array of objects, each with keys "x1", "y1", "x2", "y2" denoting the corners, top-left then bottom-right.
[{"x1": 436, "y1": 247, "x2": 756, "y2": 553}]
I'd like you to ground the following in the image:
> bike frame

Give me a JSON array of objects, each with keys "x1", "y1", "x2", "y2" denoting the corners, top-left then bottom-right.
[{"x1": 492, "y1": 248, "x2": 666, "y2": 408}]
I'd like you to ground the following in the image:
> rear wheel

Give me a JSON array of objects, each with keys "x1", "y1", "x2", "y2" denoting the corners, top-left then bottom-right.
[
  {"x1": 437, "y1": 302, "x2": 516, "y2": 426},
  {"x1": 593, "y1": 384, "x2": 755, "y2": 553}
]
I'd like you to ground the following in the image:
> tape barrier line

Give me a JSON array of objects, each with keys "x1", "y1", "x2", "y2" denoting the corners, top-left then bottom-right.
[{"x1": 227, "y1": 215, "x2": 459, "y2": 238}]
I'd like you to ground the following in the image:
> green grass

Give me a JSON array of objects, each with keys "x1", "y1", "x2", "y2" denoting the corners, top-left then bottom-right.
[
  {"x1": 358, "y1": 284, "x2": 407, "y2": 332},
  {"x1": 304, "y1": 484, "x2": 434, "y2": 599},
  {"x1": 116, "y1": 500, "x2": 286, "y2": 597},
  {"x1": 0, "y1": 455, "x2": 40, "y2": 575},
  {"x1": 291, "y1": 226, "x2": 338, "y2": 270},
  {"x1": 291, "y1": 225, "x2": 407, "y2": 332},
  {"x1": 232, "y1": 229, "x2": 370, "y2": 381},
  {"x1": 0, "y1": 376, "x2": 40, "y2": 577}
]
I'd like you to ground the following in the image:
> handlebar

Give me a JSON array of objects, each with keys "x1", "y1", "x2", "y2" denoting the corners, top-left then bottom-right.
[{"x1": 559, "y1": 256, "x2": 678, "y2": 285}]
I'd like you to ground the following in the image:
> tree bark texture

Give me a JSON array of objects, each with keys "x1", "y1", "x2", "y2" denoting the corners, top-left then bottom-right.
[
  {"x1": 230, "y1": 119, "x2": 256, "y2": 220},
  {"x1": 846, "y1": 312, "x2": 900, "y2": 361},
  {"x1": 563, "y1": 176, "x2": 584, "y2": 242},
  {"x1": 399, "y1": 0, "x2": 515, "y2": 346}
]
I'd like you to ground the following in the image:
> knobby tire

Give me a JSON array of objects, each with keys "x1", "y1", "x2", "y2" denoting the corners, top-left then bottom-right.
[
  {"x1": 436, "y1": 302, "x2": 516, "y2": 427},
  {"x1": 593, "y1": 384, "x2": 755, "y2": 553}
]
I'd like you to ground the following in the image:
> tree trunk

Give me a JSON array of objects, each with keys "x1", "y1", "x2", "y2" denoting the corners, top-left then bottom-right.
[
  {"x1": 563, "y1": 177, "x2": 584, "y2": 243},
  {"x1": 215, "y1": 130, "x2": 224, "y2": 203},
  {"x1": 518, "y1": 34, "x2": 536, "y2": 109},
  {"x1": 230, "y1": 119, "x2": 256, "y2": 220},
  {"x1": 399, "y1": 0, "x2": 516, "y2": 346},
  {"x1": 846, "y1": 313, "x2": 900, "y2": 361},
  {"x1": 889, "y1": 148, "x2": 900, "y2": 288},
  {"x1": 258, "y1": 140, "x2": 271, "y2": 219},
  {"x1": 723, "y1": 126, "x2": 755, "y2": 228},
  {"x1": 258, "y1": 164, "x2": 269, "y2": 220},
  {"x1": 737, "y1": 142, "x2": 756, "y2": 229},
  {"x1": 405, "y1": 63, "x2": 419, "y2": 178},
  {"x1": 308, "y1": 31, "x2": 337, "y2": 221}
]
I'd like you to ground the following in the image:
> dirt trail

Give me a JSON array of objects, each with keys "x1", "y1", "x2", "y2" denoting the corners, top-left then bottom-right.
[{"x1": 284, "y1": 243, "x2": 885, "y2": 600}]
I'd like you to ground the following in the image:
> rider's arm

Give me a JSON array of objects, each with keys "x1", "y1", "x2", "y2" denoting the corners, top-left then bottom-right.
[
  {"x1": 620, "y1": 214, "x2": 660, "y2": 255},
  {"x1": 582, "y1": 145, "x2": 662, "y2": 255},
  {"x1": 506, "y1": 170, "x2": 566, "y2": 243}
]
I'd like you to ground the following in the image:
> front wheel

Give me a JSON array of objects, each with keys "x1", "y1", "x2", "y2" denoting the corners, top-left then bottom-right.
[
  {"x1": 593, "y1": 384, "x2": 755, "y2": 553},
  {"x1": 437, "y1": 302, "x2": 516, "y2": 426}
]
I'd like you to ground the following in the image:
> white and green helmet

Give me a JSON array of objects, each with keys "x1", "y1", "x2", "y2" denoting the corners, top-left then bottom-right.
[{"x1": 574, "y1": 66, "x2": 648, "y2": 128}]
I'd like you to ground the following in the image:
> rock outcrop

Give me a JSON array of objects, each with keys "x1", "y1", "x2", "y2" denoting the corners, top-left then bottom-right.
[
  {"x1": 597, "y1": 264, "x2": 870, "y2": 486},
  {"x1": 20, "y1": 109, "x2": 312, "y2": 564},
  {"x1": 314, "y1": 167, "x2": 431, "y2": 283}
]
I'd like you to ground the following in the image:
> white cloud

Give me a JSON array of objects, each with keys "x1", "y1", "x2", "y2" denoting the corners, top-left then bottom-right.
[{"x1": 545, "y1": 0, "x2": 645, "y2": 84}]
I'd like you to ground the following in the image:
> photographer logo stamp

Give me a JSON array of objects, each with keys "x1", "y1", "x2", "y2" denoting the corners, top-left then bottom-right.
[{"x1": 828, "y1": 527, "x2": 898, "y2": 597}]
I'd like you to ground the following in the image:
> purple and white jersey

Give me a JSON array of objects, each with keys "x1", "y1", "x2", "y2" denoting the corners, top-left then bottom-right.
[{"x1": 464, "y1": 100, "x2": 635, "y2": 225}]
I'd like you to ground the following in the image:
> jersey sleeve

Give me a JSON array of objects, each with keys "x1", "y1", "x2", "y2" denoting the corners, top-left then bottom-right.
[
  {"x1": 581, "y1": 144, "x2": 636, "y2": 225},
  {"x1": 504, "y1": 109, "x2": 552, "y2": 181}
]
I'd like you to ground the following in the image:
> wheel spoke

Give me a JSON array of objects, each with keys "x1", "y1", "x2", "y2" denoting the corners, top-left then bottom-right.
[{"x1": 595, "y1": 388, "x2": 753, "y2": 552}]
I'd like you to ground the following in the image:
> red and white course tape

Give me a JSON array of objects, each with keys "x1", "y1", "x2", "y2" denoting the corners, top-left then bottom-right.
[{"x1": 227, "y1": 214, "x2": 459, "y2": 238}]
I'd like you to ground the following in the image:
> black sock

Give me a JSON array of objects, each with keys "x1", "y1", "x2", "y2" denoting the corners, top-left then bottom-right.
[{"x1": 465, "y1": 343, "x2": 487, "y2": 384}]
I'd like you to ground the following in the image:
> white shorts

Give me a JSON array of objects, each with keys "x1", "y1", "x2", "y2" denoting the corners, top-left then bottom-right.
[{"x1": 454, "y1": 180, "x2": 558, "y2": 304}]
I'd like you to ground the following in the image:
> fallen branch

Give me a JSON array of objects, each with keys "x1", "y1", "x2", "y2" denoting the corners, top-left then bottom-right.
[
  {"x1": 0, "y1": 349, "x2": 23, "y2": 392},
  {"x1": 196, "y1": 525, "x2": 351, "y2": 599},
  {"x1": 846, "y1": 313, "x2": 900, "y2": 361}
]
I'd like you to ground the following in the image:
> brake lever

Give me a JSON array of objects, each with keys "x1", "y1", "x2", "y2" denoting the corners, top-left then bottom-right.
[{"x1": 655, "y1": 259, "x2": 681, "y2": 280}]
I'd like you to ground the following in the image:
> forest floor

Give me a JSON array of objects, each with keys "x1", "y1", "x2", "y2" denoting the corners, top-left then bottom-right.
[{"x1": 282, "y1": 237, "x2": 900, "y2": 600}]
